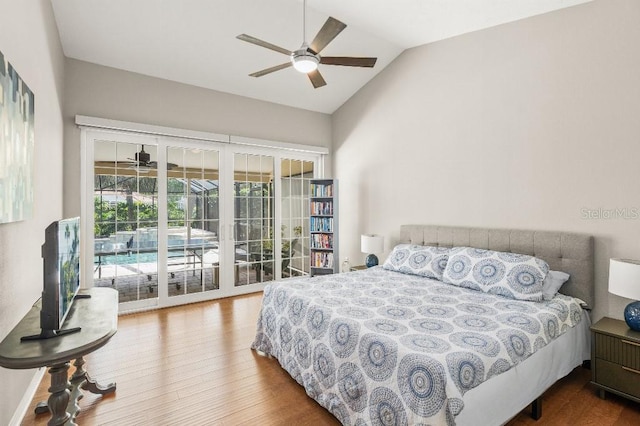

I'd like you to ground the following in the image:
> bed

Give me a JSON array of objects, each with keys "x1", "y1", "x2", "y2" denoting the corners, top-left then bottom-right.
[{"x1": 252, "y1": 225, "x2": 594, "y2": 425}]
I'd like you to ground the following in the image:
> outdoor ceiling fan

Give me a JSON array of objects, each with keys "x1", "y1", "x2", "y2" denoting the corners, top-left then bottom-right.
[
  {"x1": 120, "y1": 146, "x2": 178, "y2": 171},
  {"x1": 236, "y1": 0, "x2": 377, "y2": 88}
]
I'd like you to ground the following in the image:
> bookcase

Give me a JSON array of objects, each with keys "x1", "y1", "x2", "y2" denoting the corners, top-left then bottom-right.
[{"x1": 309, "y1": 179, "x2": 338, "y2": 276}]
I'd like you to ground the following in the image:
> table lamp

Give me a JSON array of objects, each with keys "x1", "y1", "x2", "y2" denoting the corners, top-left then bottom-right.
[
  {"x1": 608, "y1": 258, "x2": 640, "y2": 331},
  {"x1": 361, "y1": 234, "x2": 384, "y2": 268}
]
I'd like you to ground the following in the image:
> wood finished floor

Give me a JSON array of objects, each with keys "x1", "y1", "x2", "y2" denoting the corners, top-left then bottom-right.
[{"x1": 21, "y1": 292, "x2": 640, "y2": 426}]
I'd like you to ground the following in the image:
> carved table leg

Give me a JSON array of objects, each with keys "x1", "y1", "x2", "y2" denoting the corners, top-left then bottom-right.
[
  {"x1": 46, "y1": 362, "x2": 74, "y2": 426},
  {"x1": 68, "y1": 359, "x2": 85, "y2": 419},
  {"x1": 72, "y1": 356, "x2": 116, "y2": 395}
]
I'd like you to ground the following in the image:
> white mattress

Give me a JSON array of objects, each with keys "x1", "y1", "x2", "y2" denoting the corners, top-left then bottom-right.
[{"x1": 457, "y1": 309, "x2": 591, "y2": 425}]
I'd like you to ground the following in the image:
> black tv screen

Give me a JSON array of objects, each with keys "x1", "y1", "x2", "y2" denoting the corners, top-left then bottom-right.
[{"x1": 40, "y1": 217, "x2": 81, "y2": 334}]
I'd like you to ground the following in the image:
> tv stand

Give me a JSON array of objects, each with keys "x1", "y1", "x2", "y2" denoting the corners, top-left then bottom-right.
[
  {"x1": 20, "y1": 326, "x2": 82, "y2": 341},
  {"x1": 20, "y1": 294, "x2": 93, "y2": 341},
  {"x1": 74, "y1": 293, "x2": 92, "y2": 299},
  {"x1": 0, "y1": 288, "x2": 118, "y2": 425}
]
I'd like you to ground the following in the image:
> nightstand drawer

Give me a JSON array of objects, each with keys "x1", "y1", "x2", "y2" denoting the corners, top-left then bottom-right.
[
  {"x1": 595, "y1": 358, "x2": 640, "y2": 399},
  {"x1": 595, "y1": 333, "x2": 640, "y2": 370}
]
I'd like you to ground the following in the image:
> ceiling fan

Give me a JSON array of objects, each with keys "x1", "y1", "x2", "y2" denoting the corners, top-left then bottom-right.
[
  {"x1": 236, "y1": 0, "x2": 377, "y2": 88},
  {"x1": 120, "y1": 146, "x2": 178, "y2": 171}
]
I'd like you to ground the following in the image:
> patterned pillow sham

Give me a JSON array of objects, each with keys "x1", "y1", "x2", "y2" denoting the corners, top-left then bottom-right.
[
  {"x1": 382, "y1": 244, "x2": 449, "y2": 280},
  {"x1": 542, "y1": 270, "x2": 571, "y2": 301},
  {"x1": 442, "y1": 247, "x2": 549, "y2": 302}
]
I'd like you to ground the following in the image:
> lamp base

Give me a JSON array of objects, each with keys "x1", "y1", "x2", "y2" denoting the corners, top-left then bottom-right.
[
  {"x1": 624, "y1": 301, "x2": 640, "y2": 332},
  {"x1": 365, "y1": 254, "x2": 379, "y2": 268}
]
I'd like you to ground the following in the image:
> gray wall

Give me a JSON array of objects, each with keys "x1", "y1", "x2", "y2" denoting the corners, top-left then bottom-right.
[
  {"x1": 332, "y1": 0, "x2": 640, "y2": 323},
  {"x1": 63, "y1": 59, "x2": 332, "y2": 217},
  {"x1": 0, "y1": 0, "x2": 65, "y2": 424}
]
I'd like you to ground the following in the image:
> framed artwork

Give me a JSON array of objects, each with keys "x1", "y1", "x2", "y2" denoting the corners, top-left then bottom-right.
[{"x1": 0, "y1": 49, "x2": 35, "y2": 223}]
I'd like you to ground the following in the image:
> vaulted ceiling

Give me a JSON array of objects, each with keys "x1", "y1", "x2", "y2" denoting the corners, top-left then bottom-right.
[{"x1": 51, "y1": 0, "x2": 592, "y2": 114}]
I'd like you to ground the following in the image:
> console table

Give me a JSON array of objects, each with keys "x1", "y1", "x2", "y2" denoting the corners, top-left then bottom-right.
[{"x1": 0, "y1": 287, "x2": 118, "y2": 425}]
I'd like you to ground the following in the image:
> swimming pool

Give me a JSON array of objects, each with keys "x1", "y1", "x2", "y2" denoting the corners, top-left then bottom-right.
[{"x1": 95, "y1": 251, "x2": 159, "y2": 266}]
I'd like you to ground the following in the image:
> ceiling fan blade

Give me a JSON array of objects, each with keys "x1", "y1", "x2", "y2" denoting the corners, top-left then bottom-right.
[
  {"x1": 236, "y1": 34, "x2": 291, "y2": 56},
  {"x1": 249, "y1": 62, "x2": 292, "y2": 77},
  {"x1": 308, "y1": 69, "x2": 327, "y2": 89},
  {"x1": 96, "y1": 161, "x2": 136, "y2": 167},
  {"x1": 309, "y1": 17, "x2": 346, "y2": 54},
  {"x1": 321, "y1": 56, "x2": 377, "y2": 67},
  {"x1": 95, "y1": 161, "x2": 152, "y2": 174},
  {"x1": 148, "y1": 161, "x2": 179, "y2": 170}
]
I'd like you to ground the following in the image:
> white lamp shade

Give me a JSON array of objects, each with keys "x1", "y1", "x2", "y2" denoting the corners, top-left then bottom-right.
[
  {"x1": 361, "y1": 235, "x2": 384, "y2": 254},
  {"x1": 609, "y1": 258, "x2": 640, "y2": 300}
]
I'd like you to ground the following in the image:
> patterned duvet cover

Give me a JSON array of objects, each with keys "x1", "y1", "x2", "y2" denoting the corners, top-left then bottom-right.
[{"x1": 251, "y1": 267, "x2": 584, "y2": 425}]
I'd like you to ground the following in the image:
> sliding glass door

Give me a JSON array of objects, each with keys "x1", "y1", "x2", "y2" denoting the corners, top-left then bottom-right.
[
  {"x1": 166, "y1": 146, "x2": 221, "y2": 298},
  {"x1": 85, "y1": 128, "x2": 320, "y2": 310},
  {"x1": 233, "y1": 152, "x2": 275, "y2": 286},
  {"x1": 93, "y1": 137, "x2": 161, "y2": 306},
  {"x1": 280, "y1": 158, "x2": 314, "y2": 278}
]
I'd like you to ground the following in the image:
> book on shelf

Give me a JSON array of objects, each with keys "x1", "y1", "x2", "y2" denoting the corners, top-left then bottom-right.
[
  {"x1": 311, "y1": 252, "x2": 334, "y2": 268},
  {"x1": 310, "y1": 217, "x2": 333, "y2": 233},
  {"x1": 310, "y1": 201, "x2": 333, "y2": 216},
  {"x1": 311, "y1": 233, "x2": 333, "y2": 249},
  {"x1": 310, "y1": 183, "x2": 334, "y2": 198}
]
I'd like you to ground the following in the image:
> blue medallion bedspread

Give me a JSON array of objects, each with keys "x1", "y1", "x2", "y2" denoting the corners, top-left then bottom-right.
[{"x1": 251, "y1": 267, "x2": 584, "y2": 425}]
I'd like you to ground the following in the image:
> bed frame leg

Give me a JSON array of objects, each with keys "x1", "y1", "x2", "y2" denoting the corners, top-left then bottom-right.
[{"x1": 531, "y1": 397, "x2": 542, "y2": 420}]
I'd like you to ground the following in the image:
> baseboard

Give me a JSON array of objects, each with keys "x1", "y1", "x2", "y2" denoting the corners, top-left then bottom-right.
[{"x1": 9, "y1": 367, "x2": 45, "y2": 426}]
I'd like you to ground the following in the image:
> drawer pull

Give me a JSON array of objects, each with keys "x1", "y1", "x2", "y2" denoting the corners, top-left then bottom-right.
[
  {"x1": 622, "y1": 366, "x2": 640, "y2": 375},
  {"x1": 622, "y1": 339, "x2": 640, "y2": 348}
]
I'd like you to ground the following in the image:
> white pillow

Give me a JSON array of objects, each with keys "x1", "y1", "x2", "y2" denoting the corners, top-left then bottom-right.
[
  {"x1": 542, "y1": 270, "x2": 570, "y2": 301},
  {"x1": 442, "y1": 247, "x2": 549, "y2": 302},
  {"x1": 382, "y1": 244, "x2": 449, "y2": 280}
]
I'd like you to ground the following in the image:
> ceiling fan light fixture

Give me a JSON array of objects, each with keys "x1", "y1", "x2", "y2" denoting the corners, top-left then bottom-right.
[
  {"x1": 291, "y1": 48, "x2": 319, "y2": 73},
  {"x1": 128, "y1": 164, "x2": 152, "y2": 173}
]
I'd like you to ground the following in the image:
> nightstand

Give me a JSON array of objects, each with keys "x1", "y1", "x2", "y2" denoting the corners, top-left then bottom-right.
[
  {"x1": 350, "y1": 265, "x2": 367, "y2": 271},
  {"x1": 591, "y1": 317, "x2": 640, "y2": 402}
]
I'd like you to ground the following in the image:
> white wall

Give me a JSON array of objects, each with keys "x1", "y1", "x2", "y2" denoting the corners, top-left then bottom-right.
[
  {"x1": 63, "y1": 59, "x2": 332, "y2": 217},
  {"x1": 0, "y1": 0, "x2": 65, "y2": 424},
  {"x1": 332, "y1": 0, "x2": 640, "y2": 323}
]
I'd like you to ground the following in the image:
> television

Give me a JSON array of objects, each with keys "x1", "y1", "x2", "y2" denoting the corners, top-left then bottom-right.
[{"x1": 22, "y1": 217, "x2": 83, "y2": 341}]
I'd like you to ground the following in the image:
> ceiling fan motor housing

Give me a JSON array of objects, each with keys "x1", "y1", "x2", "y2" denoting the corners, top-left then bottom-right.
[{"x1": 135, "y1": 148, "x2": 150, "y2": 164}]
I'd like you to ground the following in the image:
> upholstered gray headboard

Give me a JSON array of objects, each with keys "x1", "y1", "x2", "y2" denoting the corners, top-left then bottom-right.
[{"x1": 399, "y1": 225, "x2": 594, "y2": 309}]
